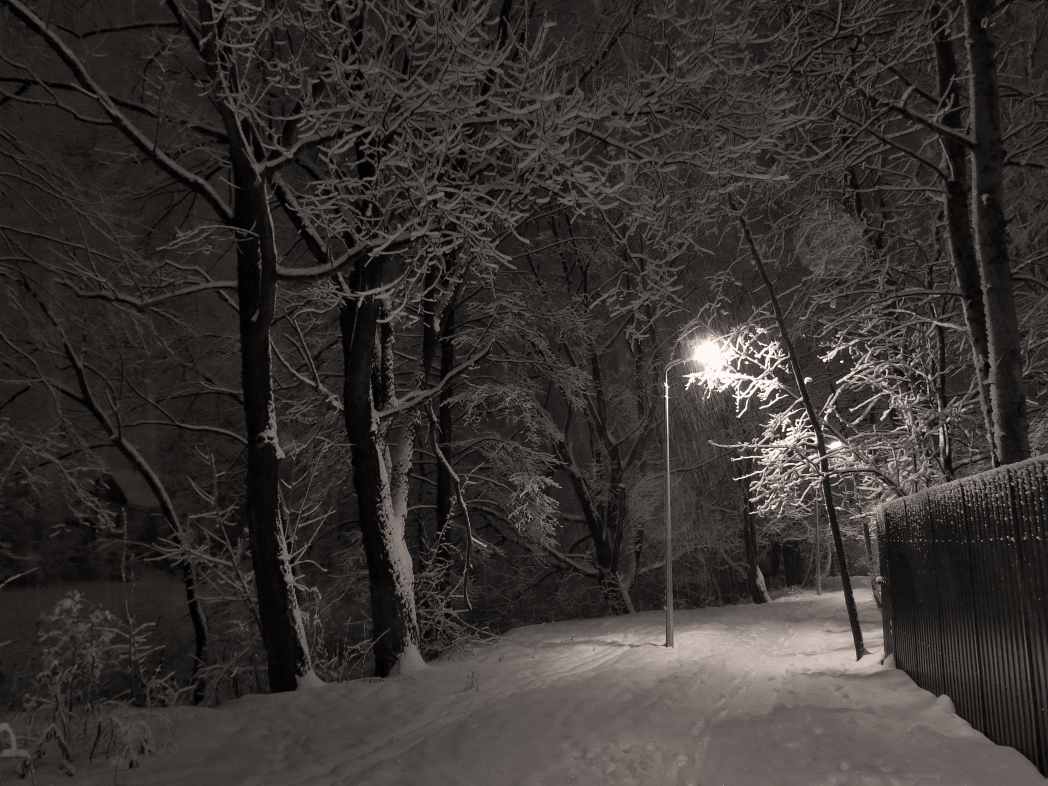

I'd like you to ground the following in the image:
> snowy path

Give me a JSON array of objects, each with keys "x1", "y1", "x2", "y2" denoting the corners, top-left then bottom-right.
[{"x1": 28, "y1": 582, "x2": 1047, "y2": 785}]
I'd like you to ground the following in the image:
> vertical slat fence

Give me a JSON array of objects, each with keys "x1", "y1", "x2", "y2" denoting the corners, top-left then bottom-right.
[{"x1": 877, "y1": 456, "x2": 1048, "y2": 775}]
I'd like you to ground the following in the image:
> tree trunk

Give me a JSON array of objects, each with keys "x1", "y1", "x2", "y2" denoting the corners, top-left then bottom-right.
[
  {"x1": 192, "y1": 0, "x2": 311, "y2": 694},
  {"x1": 5, "y1": 0, "x2": 311, "y2": 695},
  {"x1": 860, "y1": 518, "x2": 875, "y2": 575},
  {"x1": 964, "y1": 0, "x2": 1030, "y2": 464},
  {"x1": 53, "y1": 312, "x2": 215, "y2": 698},
  {"x1": 233, "y1": 174, "x2": 312, "y2": 693},
  {"x1": 739, "y1": 213, "x2": 866, "y2": 660},
  {"x1": 740, "y1": 469, "x2": 770, "y2": 604},
  {"x1": 103, "y1": 435, "x2": 211, "y2": 701},
  {"x1": 341, "y1": 260, "x2": 422, "y2": 678},
  {"x1": 181, "y1": 563, "x2": 209, "y2": 704},
  {"x1": 933, "y1": 321, "x2": 955, "y2": 478},
  {"x1": 101, "y1": 422, "x2": 212, "y2": 700},
  {"x1": 742, "y1": 519, "x2": 769, "y2": 604},
  {"x1": 436, "y1": 308, "x2": 456, "y2": 534},
  {"x1": 933, "y1": 10, "x2": 997, "y2": 464},
  {"x1": 559, "y1": 436, "x2": 633, "y2": 613}
]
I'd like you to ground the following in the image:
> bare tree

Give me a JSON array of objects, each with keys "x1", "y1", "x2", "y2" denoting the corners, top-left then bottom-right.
[
  {"x1": 778, "y1": 0, "x2": 1045, "y2": 465},
  {"x1": 963, "y1": 0, "x2": 1031, "y2": 462},
  {"x1": 0, "y1": 162, "x2": 220, "y2": 697},
  {"x1": 0, "y1": 0, "x2": 327, "y2": 689}
]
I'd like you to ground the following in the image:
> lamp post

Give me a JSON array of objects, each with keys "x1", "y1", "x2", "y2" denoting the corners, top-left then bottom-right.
[
  {"x1": 663, "y1": 359, "x2": 683, "y2": 648},
  {"x1": 664, "y1": 339, "x2": 726, "y2": 648}
]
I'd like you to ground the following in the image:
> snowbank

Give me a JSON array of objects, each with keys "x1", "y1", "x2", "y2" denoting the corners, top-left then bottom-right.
[{"x1": 7, "y1": 583, "x2": 1044, "y2": 785}]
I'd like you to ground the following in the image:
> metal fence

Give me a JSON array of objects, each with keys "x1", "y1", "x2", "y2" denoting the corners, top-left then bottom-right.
[{"x1": 876, "y1": 455, "x2": 1048, "y2": 775}]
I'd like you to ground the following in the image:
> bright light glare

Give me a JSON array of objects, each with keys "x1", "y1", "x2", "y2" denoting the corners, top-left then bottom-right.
[
  {"x1": 827, "y1": 440, "x2": 842, "y2": 450},
  {"x1": 692, "y1": 340, "x2": 726, "y2": 371}
]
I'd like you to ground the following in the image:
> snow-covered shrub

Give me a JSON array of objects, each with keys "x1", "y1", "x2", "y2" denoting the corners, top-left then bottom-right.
[
  {"x1": 415, "y1": 541, "x2": 492, "y2": 660},
  {"x1": 110, "y1": 708, "x2": 177, "y2": 768},
  {"x1": 297, "y1": 534, "x2": 374, "y2": 683},
  {"x1": 22, "y1": 591, "x2": 181, "y2": 742},
  {"x1": 188, "y1": 614, "x2": 267, "y2": 703},
  {"x1": 23, "y1": 592, "x2": 122, "y2": 739}
]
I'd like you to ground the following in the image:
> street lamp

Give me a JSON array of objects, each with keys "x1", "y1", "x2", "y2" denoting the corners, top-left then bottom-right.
[
  {"x1": 663, "y1": 339, "x2": 725, "y2": 648},
  {"x1": 692, "y1": 340, "x2": 726, "y2": 372}
]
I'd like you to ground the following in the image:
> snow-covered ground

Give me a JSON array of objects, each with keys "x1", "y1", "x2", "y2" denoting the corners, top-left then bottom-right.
[{"x1": 4, "y1": 579, "x2": 1045, "y2": 785}]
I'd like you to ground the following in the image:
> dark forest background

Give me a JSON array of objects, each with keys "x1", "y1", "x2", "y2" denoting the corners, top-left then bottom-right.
[{"x1": 0, "y1": 0, "x2": 1045, "y2": 707}]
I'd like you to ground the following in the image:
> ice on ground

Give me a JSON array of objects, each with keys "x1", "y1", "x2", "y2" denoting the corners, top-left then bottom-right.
[{"x1": 6, "y1": 580, "x2": 1044, "y2": 786}]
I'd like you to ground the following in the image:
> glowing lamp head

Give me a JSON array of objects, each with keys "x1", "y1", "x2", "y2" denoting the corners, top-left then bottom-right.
[{"x1": 692, "y1": 339, "x2": 726, "y2": 372}]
